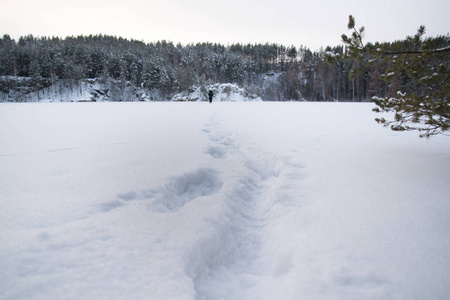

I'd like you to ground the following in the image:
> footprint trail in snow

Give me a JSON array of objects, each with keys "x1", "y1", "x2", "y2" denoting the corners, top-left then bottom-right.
[
  {"x1": 91, "y1": 110, "x2": 308, "y2": 299},
  {"x1": 188, "y1": 111, "x2": 307, "y2": 300}
]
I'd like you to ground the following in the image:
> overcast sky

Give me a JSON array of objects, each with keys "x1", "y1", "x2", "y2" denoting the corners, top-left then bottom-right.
[{"x1": 1, "y1": 0, "x2": 448, "y2": 50}]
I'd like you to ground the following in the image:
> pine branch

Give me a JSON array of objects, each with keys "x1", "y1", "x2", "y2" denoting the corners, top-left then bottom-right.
[
  {"x1": 381, "y1": 46, "x2": 450, "y2": 56},
  {"x1": 425, "y1": 73, "x2": 450, "y2": 98}
]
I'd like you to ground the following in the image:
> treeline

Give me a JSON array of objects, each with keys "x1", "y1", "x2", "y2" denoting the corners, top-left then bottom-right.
[{"x1": 0, "y1": 33, "x2": 448, "y2": 102}]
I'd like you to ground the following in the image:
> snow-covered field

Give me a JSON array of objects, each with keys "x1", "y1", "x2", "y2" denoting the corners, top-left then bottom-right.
[{"x1": 1, "y1": 102, "x2": 449, "y2": 300}]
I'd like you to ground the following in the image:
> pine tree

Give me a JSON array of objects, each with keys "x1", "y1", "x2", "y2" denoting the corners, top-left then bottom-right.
[
  {"x1": 30, "y1": 57, "x2": 44, "y2": 101},
  {"x1": 367, "y1": 61, "x2": 384, "y2": 97},
  {"x1": 341, "y1": 15, "x2": 450, "y2": 138}
]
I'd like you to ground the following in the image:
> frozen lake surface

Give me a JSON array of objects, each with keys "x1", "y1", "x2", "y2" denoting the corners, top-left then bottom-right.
[{"x1": 1, "y1": 102, "x2": 449, "y2": 300}]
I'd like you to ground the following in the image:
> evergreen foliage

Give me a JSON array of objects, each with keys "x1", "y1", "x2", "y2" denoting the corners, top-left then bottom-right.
[
  {"x1": 341, "y1": 15, "x2": 450, "y2": 138},
  {"x1": 0, "y1": 30, "x2": 448, "y2": 112},
  {"x1": 0, "y1": 34, "x2": 366, "y2": 102}
]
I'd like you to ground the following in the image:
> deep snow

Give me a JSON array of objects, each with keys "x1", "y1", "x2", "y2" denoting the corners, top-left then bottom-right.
[{"x1": 0, "y1": 102, "x2": 449, "y2": 300}]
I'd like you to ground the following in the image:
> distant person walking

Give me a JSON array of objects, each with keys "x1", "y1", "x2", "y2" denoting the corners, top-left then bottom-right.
[{"x1": 208, "y1": 90, "x2": 213, "y2": 103}]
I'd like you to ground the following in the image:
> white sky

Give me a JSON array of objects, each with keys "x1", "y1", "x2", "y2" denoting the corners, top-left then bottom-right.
[{"x1": 1, "y1": 0, "x2": 449, "y2": 50}]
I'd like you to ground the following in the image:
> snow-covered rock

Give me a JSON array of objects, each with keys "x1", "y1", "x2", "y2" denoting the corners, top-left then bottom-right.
[
  {"x1": 1, "y1": 77, "x2": 262, "y2": 103},
  {"x1": 172, "y1": 83, "x2": 262, "y2": 102}
]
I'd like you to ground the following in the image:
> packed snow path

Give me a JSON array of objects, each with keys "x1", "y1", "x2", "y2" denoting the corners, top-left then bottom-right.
[
  {"x1": 190, "y1": 112, "x2": 307, "y2": 299},
  {"x1": 1, "y1": 102, "x2": 449, "y2": 300}
]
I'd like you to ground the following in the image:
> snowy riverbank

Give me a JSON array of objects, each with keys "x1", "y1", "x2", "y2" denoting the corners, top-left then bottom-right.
[{"x1": 1, "y1": 102, "x2": 449, "y2": 299}]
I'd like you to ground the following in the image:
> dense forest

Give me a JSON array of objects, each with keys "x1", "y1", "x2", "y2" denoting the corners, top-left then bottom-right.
[{"x1": 0, "y1": 33, "x2": 448, "y2": 102}]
